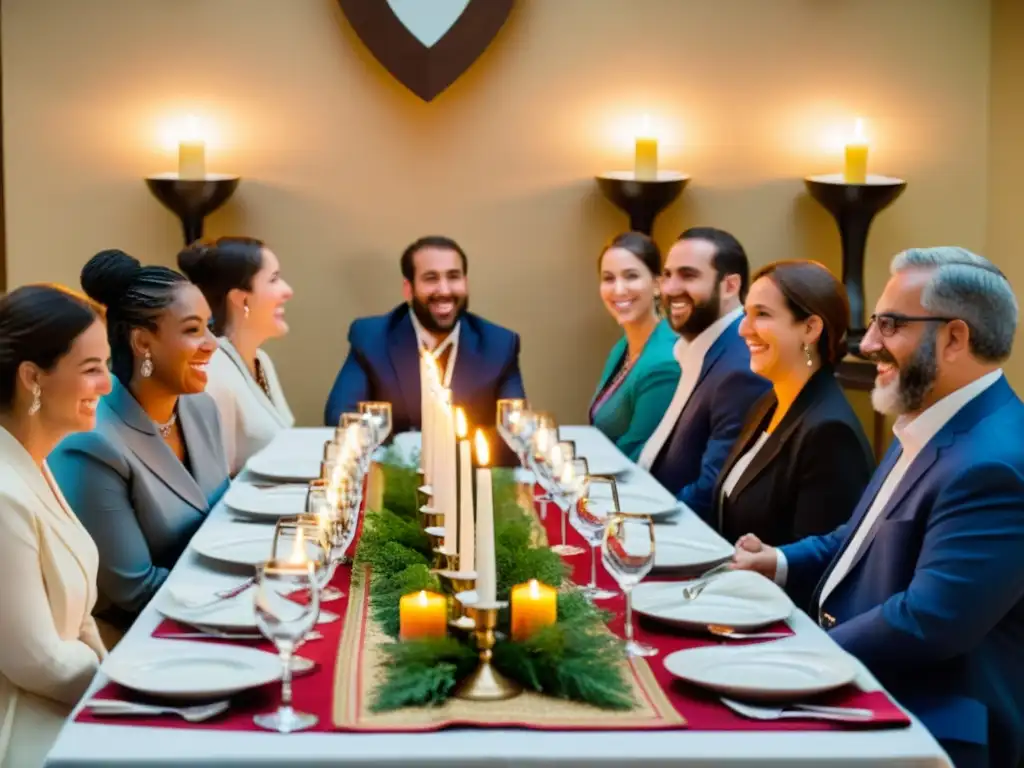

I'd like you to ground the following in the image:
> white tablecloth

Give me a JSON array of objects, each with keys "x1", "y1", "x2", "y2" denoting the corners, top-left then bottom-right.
[{"x1": 45, "y1": 427, "x2": 951, "y2": 767}]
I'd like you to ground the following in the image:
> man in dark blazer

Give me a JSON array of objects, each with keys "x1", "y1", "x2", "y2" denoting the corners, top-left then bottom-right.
[
  {"x1": 734, "y1": 247, "x2": 1024, "y2": 768},
  {"x1": 636, "y1": 227, "x2": 769, "y2": 522},
  {"x1": 324, "y1": 236, "x2": 525, "y2": 462}
]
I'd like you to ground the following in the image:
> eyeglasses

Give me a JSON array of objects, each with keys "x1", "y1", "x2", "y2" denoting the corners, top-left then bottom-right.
[{"x1": 869, "y1": 312, "x2": 957, "y2": 337}]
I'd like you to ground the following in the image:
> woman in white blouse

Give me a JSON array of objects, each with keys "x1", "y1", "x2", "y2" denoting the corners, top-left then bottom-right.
[
  {"x1": 179, "y1": 237, "x2": 295, "y2": 475},
  {"x1": 0, "y1": 285, "x2": 112, "y2": 768}
]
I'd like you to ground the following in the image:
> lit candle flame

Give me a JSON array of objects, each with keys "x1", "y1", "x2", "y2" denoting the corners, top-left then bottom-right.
[
  {"x1": 416, "y1": 590, "x2": 428, "y2": 606},
  {"x1": 455, "y1": 407, "x2": 468, "y2": 439},
  {"x1": 852, "y1": 118, "x2": 867, "y2": 143},
  {"x1": 474, "y1": 429, "x2": 490, "y2": 466},
  {"x1": 181, "y1": 115, "x2": 204, "y2": 142},
  {"x1": 529, "y1": 578, "x2": 540, "y2": 598},
  {"x1": 639, "y1": 114, "x2": 653, "y2": 138}
]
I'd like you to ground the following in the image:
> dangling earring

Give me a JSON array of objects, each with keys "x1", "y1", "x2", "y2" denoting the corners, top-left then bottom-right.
[
  {"x1": 243, "y1": 302, "x2": 250, "y2": 320},
  {"x1": 27, "y1": 384, "x2": 41, "y2": 416},
  {"x1": 140, "y1": 350, "x2": 154, "y2": 379},
  {"x1": 803, "y1": 343, "x2": 814, "y2": 368}
]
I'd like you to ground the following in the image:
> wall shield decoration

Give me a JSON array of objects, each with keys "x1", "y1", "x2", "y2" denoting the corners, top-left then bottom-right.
[{"x1": 337, "y1": 0, "x2": 514, "y2": 102}]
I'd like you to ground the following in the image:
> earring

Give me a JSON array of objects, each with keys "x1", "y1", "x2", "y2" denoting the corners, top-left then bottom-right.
[
  {"x1": 803, "y1": 343, "x2": 814, "y2": 368},
  {"x1": 27, "y1": 384, "x2": 41, "y2": 416},
  {"x1": 140, "y1": 350, "x2": 153, "y2": 379},
  {"x1": 243, "y1": 302, "x2": 250, "y2": 320}
]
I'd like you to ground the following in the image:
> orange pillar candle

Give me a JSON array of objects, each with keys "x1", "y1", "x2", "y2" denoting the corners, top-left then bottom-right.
[
  {"x1": 510, "y1": 579, "x2": 557, "y2": 641},
  {"x1": 399, "y1": 590, "x2": 447, "y2": 640},
  {"x1": 843, "y1": 118, "x2": 869, "y2": 183}
]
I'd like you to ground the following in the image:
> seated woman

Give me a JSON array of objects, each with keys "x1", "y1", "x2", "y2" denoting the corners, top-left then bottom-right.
[
  {"x1": 590, "y1": 232, "x2": 680, "y2": 461},
  {"x1": 714, "y1": 260, "x2": 874, "y2": 547},
  {"x1": 0, "y1": 285, "x2": 112, "y2": 767},
  {"x1": 50, "y1": 250, "x2": 229, "y2": 634},
  {"x1": 178, "y1": 237, "x2": 295, "y2": 476}
]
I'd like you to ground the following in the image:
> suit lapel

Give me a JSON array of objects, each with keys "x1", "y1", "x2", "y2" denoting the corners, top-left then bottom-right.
[
  {"x1": 107, "y1": 381, "x2": 209, "y2": 511},
  {"x1": 386, "y1": 307, "x2": 423, "y2": 426},
  {"x1": 217, "y1": 339, "x2": 288, "y2": 428},
  {"x1": 717, "y1": 392, "x2": 775, "y2": 502},
  {"x1": 591, "y1": 337, "x2": 628, "y2": 408},
  {"x1": 451, "y1": 317, "x2": 484, "y2": 405}
]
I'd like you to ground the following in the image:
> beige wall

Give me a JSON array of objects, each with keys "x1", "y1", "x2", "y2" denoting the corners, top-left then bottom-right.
[{"x1": 2, "y1": 0, "x2": 993, "y2": 426}]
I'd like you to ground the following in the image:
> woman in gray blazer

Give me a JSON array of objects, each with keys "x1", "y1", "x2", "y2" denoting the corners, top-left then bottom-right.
[{"x1": 50, "y1": 250, "x2": 229, "y2": 632}]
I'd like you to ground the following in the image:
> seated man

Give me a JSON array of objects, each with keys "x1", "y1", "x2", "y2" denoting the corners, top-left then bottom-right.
[
  {"x1": 733, "y1": 247, "x2": 1024, "y2": 768},
  {"x1": 636, "y1": 227, "x2": 769, "y2": 521},
  {"x1": 324, "y1": 236, "x2": 525, "y2": 461}
]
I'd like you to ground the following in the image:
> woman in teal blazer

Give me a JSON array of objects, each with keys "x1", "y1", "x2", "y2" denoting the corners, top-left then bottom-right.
[{"x1": 590, "y1": 233, "x2": 681, "y2": 461}]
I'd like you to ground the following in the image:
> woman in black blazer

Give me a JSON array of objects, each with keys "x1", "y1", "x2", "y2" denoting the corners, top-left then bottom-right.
[{"x1": 714, "y1": 260, "x2": 874, "y2": 547}]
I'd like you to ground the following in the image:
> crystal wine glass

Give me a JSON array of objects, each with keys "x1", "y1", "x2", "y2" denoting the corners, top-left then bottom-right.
[
  {"x1": 359, "y1": 401, "x2": 393, "y2": 449},
  {"x1": 569, "y1": 472, "x2": 619, "y2": 601},
  {"x1": 272, "y1": 517, "x2": 333, "y2": 601},
  {"x1": 527, "y1": 414, "x2": 559, "y2": 508},
  {"x1": 548, "y1": 444, "x2": 585, "y2": 557},
  {"x1": 602, "y1": 513, "x2": 657, "y2": 657},
  {"x1": 252, "y1": 559, "x2": 321, "y2": 733},
  {"x1": 496, "y1": 398, "x2": 529, "y2": 463}
]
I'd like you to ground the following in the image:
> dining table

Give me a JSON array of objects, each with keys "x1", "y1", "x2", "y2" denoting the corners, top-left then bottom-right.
[{"x1": 45, "y1": 426, "x2": 952, "y2": 768}]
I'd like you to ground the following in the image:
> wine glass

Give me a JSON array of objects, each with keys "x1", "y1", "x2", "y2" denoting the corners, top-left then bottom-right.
[
  {"x1": 602, "y1": 513, "x2": 657, "y2": 657},
  {"x1": 569, "y1": 471, "x2": 618, "y2": 601},
  {"x1": 496, "y1": 398, "x2": 529, "y2": 462},
  {"x1": 548, "y1": 444, "x2": 585, "y2": 557},
  {"x1": 272, "y1": 517, "x2": 333, "y2": 601},
  {"x1": 359, "y1": 401, "x2": 392, "y2": 449},
  {"x1": 306, "y1": 495, "x2": 345, "y2": 602},
  {"x1": 252, "y1": 559, "x2": 321, "y2": 732},
  {"x1": 328, "y1": 476, "x2": 362, "y2": 567},
  {"x1": 527, "y1": 414, "x2": 559, "y2": 507}
]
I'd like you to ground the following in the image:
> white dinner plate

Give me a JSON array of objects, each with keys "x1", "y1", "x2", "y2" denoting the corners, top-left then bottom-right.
[
  {"x1": 246, "y1": 449, "x2": 320, "y2": 482},
  {"x1": 663, "y1": 636, "x2": 859, "y2": 701},
  {"x1": 191, "y1": 531, "x2": 276, "y2": 567},
  {"x1": 631, "y1": 570, "x2": 793, "y2": 630},
  {"x1": 654, "y1": 535, "x2": 734, "y2": 570},
  {"x1": 223, "y1": 482, "x2": 308, "y2": 519},
  {"x1": 104, "y1": 640, "x2": 282, "y2": 700},
  {"x1": 156, "y1": 582, "x2": 336, "y2": 630},
  {"x1": 586, "y1": 485, "x2": 680, "y2": 519}
]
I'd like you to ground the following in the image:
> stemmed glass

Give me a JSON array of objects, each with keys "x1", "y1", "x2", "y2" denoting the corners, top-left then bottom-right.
[
  {"x1": 358, "y1": 401, "x2": 392, "y2": 450},
  {"x1": 548, "y1": 445, "x2": 585, "y2": 557},
  {"x1": 568, "y1": 471, "x2": 618, "y2": 601},
  {"x1": 496, "y1": 399, "x2": 530, "y2": 465},
  {"x1": 252, "y1": 559, "x2": 321, "y2": 732},
  {"x1": 272, "y1": 517, "x2": 333, "y2": 600},
  {"x1": 602, "y1": 513, "x2": 657, "y2": 657}
]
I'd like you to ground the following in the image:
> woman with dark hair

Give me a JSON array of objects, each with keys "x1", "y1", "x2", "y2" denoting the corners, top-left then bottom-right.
[
  {"x1": 590, "y1": 232, "x2": 680, "y2": 461},
  {"x1": 714, "y1": 260, "x2": 873, "y2": 547},
  {"x1": 0, "y1": 285, "x2": 111, "y2": 767},
  {"x1": 50, "y1": 250, "x2": 229, "y2": 635},
  {"x1": 178, "y1": 236, "x2": 294, "y2": 475}
]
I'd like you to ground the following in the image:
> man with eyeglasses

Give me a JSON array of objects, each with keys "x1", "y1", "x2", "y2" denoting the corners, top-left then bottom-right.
[{"x1": 733, "y1": 247, "x2": 1024, "y2": 768}]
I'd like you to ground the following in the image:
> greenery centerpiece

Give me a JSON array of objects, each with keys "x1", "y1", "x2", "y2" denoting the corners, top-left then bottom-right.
[{"x1": 354, "y1": 455, "x2": 634, "y2": 712}]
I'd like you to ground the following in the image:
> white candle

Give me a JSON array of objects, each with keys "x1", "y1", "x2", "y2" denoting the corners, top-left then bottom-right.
[
  {"x1": 438, "y1": 394, "x2": 458, "y2": 553},
  {"x1": 474, "y1": 431, "x2": 495, "y2": 603},
  {"x1": 455, "y1": 408, "x2": 475, "y2": 572},
  {"x1": 419, "y1": 352, "x2": 433, "y2": 482},
  {"x1": 178, "y1": 115, "x2": 206, "y2": 180}
]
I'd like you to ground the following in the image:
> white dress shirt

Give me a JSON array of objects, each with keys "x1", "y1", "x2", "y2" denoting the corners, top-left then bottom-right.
[
  {"x1": 721, "y1": 431, "x2": 771, "y2": 499},
  {"x1": 775, "y1": 369, "x2": 1004, "y2": 593},
  {"x1": 205, "y1": 338, "x2": 295, "y2": 476},
  {"x1": 410, "y1": 310, "x2": 461, "y2": 389},
  {"x1": 636, "y1": 306, "x2": 744, "y2": 470}
]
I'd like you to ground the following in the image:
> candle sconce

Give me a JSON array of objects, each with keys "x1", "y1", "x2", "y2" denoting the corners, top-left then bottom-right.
[
  {"x1": 804, "y1": 173, "x2": 907, "y2": 355},
  {"x1": 595, "y1": 171, "x2": 689, "y2": 236},
  {"x1": 145, "y1": 173, "x2": 241, "y2": 245}
]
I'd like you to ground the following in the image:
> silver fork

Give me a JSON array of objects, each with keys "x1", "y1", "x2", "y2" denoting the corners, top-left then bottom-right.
[
  {"x1": 721, "y1": 697, "x2": 874, "y2": 722},
  {"x1": 170, "y1": 578, "x2": 256, "y2": 609},
  {"x1": 683, "y1": 562, "x2": 733, "y2": 600},
  {"x1": 86, "y1": 699, "x2": 229, "y2": 722},
  {"x1": 163, "y1": 627, "x2": 324, "y2": 641}
]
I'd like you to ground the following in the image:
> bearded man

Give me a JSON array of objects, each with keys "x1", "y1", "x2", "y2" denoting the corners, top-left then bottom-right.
[
  {"x1": 324, "y1": 235, "x2": 525, "y2": 461},
  {"x1": 733, "y1": 247, "x2": 1024, "y2": 768}
]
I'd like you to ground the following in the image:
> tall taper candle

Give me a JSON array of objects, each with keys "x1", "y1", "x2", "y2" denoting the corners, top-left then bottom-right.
[
  {"x1": 419, "y1": 352, "x2": 434, "y2": 482},
  {"x1": 438, "y1": 393, "x2": 458, "y2": 553},
  {"x1": 474, "y1": 430, "x2": 495, "y2": 603},
  {"x1": 455, "y1": 408, "x2": 475, "y2": 572}
]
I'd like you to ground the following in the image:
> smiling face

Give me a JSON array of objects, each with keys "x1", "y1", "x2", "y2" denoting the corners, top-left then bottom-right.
[
  {"x1": 136, "y1": 284, "x2": 217, "y2": 395},
  {"x1": 860, "y1": 269, "x2": 943, "y2": 416},
  {"x1": 660, "y1": 238, "x2": 729, "y2": 339},
  {"x1": 31, "y1": 319, "x2": 112, "y2": 433},
  {"x1": 403, "y1": 246, "x2": 468, "y2": 333},
  {"x1": 242, "y1": 247, "x2": 293, "y2": 340},
  {"x1": 599, "y1": 247, "x2": 658, "y2": 327},
  {"x1": 739, "y1": 276, "x2": 822, "y2": 380}
]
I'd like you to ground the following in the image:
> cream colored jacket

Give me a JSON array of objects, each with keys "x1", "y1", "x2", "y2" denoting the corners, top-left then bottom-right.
[
  {"x1": 205, "y1": 338, "x2": 294, "y2": 476},
  {"x1": 0, "y1": 426, "x2": 105, "y2": 768}
]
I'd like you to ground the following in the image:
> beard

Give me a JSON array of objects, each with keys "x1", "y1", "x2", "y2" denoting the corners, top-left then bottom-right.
[
  {"x1": 869, "y1": 327, "x2": 939, "y2": 415},
  {"x1": 665, "y1": 283, "x2": 722, "y2": 340},
  {"x1": 410, "y1": 294, "x2": 468, "y2": 334}
]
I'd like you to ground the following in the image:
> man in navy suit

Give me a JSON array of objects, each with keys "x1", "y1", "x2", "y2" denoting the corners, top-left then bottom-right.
[
  {"x1": 324, "y1": 236, "x2": 525, "y2": 460},
  {"x1": 734, "y1": 247, "x2": 1024, "y2": 768},
  {"x1": 636, "y1": 227, "x2": 769, "y2": 521}
]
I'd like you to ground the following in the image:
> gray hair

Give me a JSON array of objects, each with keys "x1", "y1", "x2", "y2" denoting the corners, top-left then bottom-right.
[{"x1": 891, "y1": 246, "x2": 1017, "y2": 361}]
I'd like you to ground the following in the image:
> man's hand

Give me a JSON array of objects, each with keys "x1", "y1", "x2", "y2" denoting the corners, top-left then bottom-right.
[{"x1": 730, "y1": 533, "x2": 779, "y2": 580}]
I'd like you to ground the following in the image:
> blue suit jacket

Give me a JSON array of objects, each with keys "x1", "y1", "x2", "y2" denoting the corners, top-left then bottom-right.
[
  {"x1": 782, "y1": 376, "x2": 1024, "y2": 766},
  {"x1": 324, "y1": 304, "x2": 525, "y2": 462},
  {"x1": 649, "y1": 317, "x2": 770, "y2": 521}
]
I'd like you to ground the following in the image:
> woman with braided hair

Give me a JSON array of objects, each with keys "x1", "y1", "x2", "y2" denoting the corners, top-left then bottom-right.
[{"x1": 50, "y1": 250, "x2": 229, "y2": 640}]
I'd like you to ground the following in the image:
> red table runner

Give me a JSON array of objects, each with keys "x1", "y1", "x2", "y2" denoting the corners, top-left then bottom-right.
[{"x1": 534, "y1": 491, "x2": 910, "y2": 731}]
